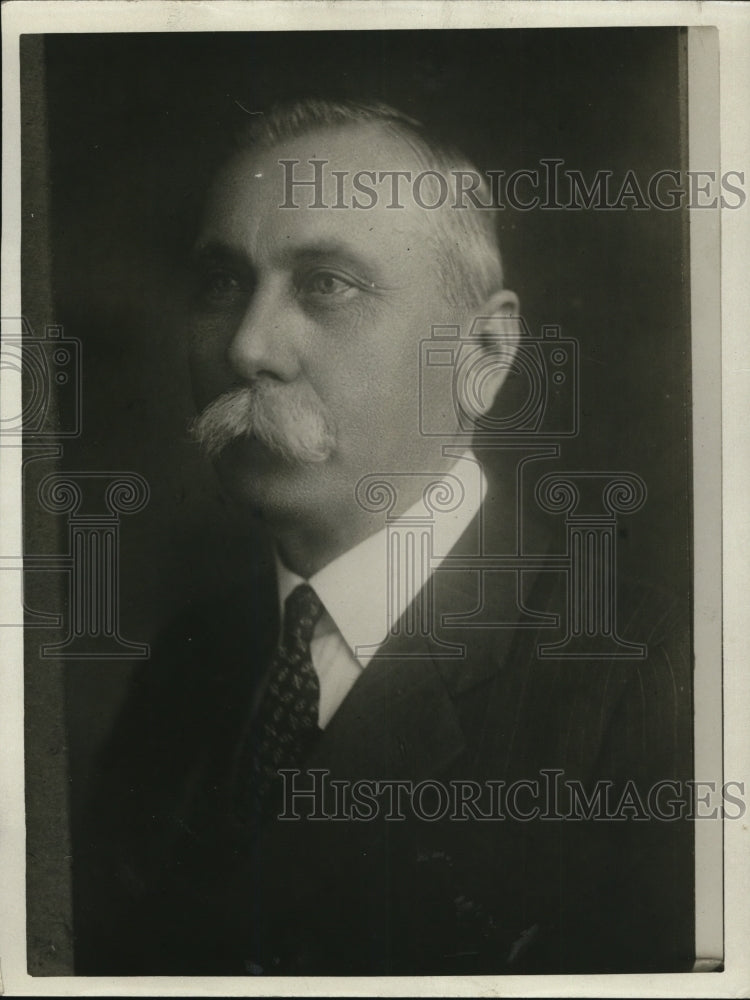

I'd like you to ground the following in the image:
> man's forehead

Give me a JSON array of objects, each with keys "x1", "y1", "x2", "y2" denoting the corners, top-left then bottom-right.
[
  {"x1": 240, "y1": 120, "x2": 426, "y2": 181},
  {"x1": 199, "y1": 122, "x2": 439, "y2": 263}
]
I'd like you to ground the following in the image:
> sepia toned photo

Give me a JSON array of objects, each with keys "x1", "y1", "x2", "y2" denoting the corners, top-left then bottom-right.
[{"x1": 2, "y1": 3, "x2": 746, "y2": 995}]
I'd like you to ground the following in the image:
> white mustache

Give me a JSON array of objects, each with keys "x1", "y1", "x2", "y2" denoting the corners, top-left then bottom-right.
[{"x1": 190, "y1": 383, "x2": 337, "y2": 464}]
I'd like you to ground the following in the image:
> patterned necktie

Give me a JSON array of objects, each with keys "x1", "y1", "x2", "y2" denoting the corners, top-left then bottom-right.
[{"x1": 248, "y1": 582, "x2": 324, "y2": 817}]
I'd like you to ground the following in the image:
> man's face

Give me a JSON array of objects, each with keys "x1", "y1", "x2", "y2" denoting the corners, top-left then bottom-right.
[{"x1": 189, "y1": 123, "x2": 467, "y2": 528}]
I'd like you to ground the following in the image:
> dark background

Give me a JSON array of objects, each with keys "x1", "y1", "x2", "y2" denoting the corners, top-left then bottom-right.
[{"x1": 21, "y1": 27, "x2": 691, "y2": 972}]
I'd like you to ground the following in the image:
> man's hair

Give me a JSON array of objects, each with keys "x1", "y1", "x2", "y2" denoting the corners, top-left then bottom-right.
[{"x1": 233, "y1": 98, "x2": 505, "y2": 312}]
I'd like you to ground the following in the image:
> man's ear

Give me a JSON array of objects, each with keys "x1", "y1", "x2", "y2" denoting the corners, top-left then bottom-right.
[
  {"x1": 463, "y1": 288, "x2": 522, "y2": 419},
  {"x1": 474, "y1": 288, "x2": 521, "y2": 345}
]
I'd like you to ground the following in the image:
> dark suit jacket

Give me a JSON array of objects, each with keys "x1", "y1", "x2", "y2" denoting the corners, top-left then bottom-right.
[{"x1": 73, "y1": 481, "x2": 694, "y2": 976}]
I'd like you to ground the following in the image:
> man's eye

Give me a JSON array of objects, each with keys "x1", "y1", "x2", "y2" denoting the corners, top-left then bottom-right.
[
  {"x1": 300, "y1": 271, "x2": 356, "y2": 298},
  {"x1": 196, "y1": 269, "x2": 244, "y2": 305}
]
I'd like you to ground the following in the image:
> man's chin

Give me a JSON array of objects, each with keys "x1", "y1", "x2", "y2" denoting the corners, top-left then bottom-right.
[{"x1": 211, "y1": 436, "x2": 333, "y2": 513}]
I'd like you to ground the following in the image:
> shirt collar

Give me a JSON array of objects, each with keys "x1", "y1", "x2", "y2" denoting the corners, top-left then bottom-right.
[{"x1": 275, "y1": 450, "x2": 486, "y2": 665}]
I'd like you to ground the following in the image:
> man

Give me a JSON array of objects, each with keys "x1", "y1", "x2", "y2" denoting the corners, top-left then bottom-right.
[{"x1": 75, "y1": 99, "x2": 694, "y2": 976}]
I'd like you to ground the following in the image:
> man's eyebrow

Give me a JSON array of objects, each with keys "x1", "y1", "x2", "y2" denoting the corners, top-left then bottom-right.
[
  {"x1": 191, "y1": 238, "x2": 384, "y2": 282},
  {"x1": 276, "y1": 239, "x2": 382, "y2": 278}
]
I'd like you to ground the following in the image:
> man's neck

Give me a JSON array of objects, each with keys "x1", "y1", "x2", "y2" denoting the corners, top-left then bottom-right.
[
  {"x1": 267, "y1": 449, "x2": 479, "y2": 579},
  {"x1": 271, "y1": 511, "x2": 383, "y2": 579}
]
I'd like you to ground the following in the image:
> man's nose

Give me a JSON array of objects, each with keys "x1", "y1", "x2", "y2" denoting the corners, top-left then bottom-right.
[{"x1": 226, "y1": 285, "x2": 299, "y2": 383}]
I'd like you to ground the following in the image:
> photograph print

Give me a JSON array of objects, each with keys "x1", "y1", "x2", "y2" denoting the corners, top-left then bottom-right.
[{"x1": 11, "y1": 20, "x2": 724, "y2": 981}]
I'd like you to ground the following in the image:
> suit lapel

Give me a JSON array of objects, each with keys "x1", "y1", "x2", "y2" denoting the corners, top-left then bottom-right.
[
  {"x1": 224, "y1": 476, "x2": 556, "y2": 792},
  {"x1": 302, "y1": 493, "x2": 556, "y2": 782},
  {"x1": 305, "y1": 637, "x2": 466, "y2": 782}
]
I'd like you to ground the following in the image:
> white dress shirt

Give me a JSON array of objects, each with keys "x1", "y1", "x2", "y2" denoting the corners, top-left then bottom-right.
[{"x1": 275, "y1": 451, "x2": 487, "y2": 728}]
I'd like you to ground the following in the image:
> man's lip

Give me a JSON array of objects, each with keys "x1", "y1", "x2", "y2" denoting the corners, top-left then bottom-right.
[{"x1": 219, "y1": 434, "x2": 272, "y2": 456}]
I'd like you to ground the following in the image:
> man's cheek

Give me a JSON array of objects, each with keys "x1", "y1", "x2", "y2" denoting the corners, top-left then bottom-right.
[
  {"x1": 189, "y1": 339, "x2": 233, "y2": 394},
  {"x1": 189, "y1": 360, "x2": 224, "y2": 404}
]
